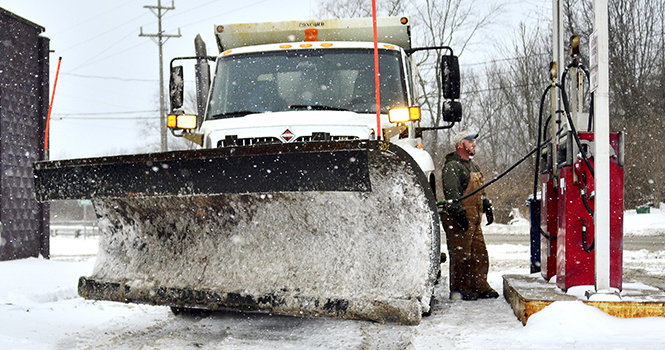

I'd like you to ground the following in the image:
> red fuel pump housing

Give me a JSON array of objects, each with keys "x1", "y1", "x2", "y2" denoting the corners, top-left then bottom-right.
[{"x1": 555, "y1": 131, "x2": 624, "y2": 291}]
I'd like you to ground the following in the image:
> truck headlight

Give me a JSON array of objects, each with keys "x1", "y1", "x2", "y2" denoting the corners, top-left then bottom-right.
[
  {"x1": 167, "y1": 114, "x2": 198, "y2": 129},
  {"x1": 389, "y1": 107, "x2": 421, "y2": 123}
]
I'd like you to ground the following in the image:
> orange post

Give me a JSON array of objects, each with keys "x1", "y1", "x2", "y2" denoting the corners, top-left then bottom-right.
[
  {"x1": 45, "y1": 56, "x2": 62, "y2": 154},
  {"x1": 371, "y1": 0, "x2": 381, "y2": 139}
]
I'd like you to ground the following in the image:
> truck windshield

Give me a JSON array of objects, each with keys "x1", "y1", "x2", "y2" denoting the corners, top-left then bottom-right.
[{"x1": 206, "y1": 48, "x2": 407, "y2": 120}]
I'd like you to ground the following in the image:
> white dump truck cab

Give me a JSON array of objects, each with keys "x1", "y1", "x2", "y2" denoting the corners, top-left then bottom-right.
[{"x1": 168, "y1": 17, "x2": 462, "y2": 193}]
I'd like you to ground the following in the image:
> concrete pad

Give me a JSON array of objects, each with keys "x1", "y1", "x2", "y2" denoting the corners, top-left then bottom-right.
[{"x1": 503, "y1": 274, "x2": 665, "y2": 325}]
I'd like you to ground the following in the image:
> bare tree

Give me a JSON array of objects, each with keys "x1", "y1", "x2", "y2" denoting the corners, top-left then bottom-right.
[
  {"x1": 463, "y1": 22, "x2": 551, "y2": 221},
  {"x1": 564, "y1": 0, "x2": 665, "y2": 208},
  {"x1": 408, "y1": 0, "x2": 505, "y2": 149},
  {"x1": 317, "y1": 0, "x2": 406, "y2": 18}
]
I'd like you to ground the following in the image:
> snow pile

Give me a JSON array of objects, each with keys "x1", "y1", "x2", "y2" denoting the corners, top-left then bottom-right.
[
  {"x1": 624, "y1": 206, "x2": 665, "y2": 236},
  {"x1": 0, "y1": 258, "x2": 90, "y2": 307},
  {"x1": 519, "y1": 301, "x2": 665, "y2": 348}
]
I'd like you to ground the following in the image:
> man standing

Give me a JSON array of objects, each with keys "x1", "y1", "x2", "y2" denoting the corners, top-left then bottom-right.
[{"x1": 441, "y1": 130, "x2": 498, "y2": 301}]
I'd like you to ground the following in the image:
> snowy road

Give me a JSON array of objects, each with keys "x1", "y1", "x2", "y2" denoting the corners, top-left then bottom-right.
[
  {"x1": 41, "y1": 239, "x2": 665, "y2": 349},
  {"x1": 485, "y1": 233, "x2": 665, "y2": 252},
  {"x1": 2, "y1": 210, "x2": 665, "y2": 349}
]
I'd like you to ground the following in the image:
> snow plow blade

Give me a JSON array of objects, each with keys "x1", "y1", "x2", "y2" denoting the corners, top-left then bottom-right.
[{"x1": 34, "y1": 140, "x2": 440, "y2": 325}]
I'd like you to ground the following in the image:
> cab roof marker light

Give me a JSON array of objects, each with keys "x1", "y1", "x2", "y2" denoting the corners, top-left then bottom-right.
[
  {"x1": 320, "y1": 43, "x2": 333, "y2": 47},
  {"x1": 222, "y1": 50, "x2": 232, "y2": 55},
  {"x1": 300, "y1": 43, "x2": 313, "y2": 48},
  {"x1": 280, "y1": 44, "x2": 292, "y2": 49},
  {"x1": 304, "y1": 28, "x2": 319, "y2": 42}
]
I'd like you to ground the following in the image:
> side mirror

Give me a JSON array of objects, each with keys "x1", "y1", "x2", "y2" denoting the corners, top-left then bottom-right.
[
  {"x1": 194, "y1": 34, "x2": 211, "y2": 123},
  {"x1": 440, "y1": 55, "x2": 460, "y2": 100},
  {"x1": 442, "y1": 100, "x2": 462, "y2": 122},
  {"x1": 170, "y1": 65, "x2": 184, "y2": 111}
]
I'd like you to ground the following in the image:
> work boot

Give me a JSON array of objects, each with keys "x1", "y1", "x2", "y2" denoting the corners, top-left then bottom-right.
[
  {"x1": 477, "y1": 289, "x2": 499, "y2": 299},
  {"x1": 450, "y1": 291, "x2": 478, "y2": 301}
]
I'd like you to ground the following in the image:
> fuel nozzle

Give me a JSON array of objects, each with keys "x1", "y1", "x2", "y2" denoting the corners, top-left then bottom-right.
[
  {"x1": 550, "y1": 61, "x2": 558, "y2": 86},
  {"x1": 570, "y1": 35, "x2": 580, "y2": 66}
]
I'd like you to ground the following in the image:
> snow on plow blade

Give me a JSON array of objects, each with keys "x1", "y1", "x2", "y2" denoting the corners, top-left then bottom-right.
[{"x1": 34, "y1": 141, "x2": 440, "y2": 325}]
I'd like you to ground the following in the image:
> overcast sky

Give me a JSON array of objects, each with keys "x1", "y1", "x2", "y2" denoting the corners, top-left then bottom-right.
[{"x1": 0, "y1": 0, "x2": 548, "y2": 159}]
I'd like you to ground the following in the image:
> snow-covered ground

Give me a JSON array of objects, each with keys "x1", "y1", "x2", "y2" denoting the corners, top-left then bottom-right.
[{"x1": 1, "y1": 208, "x2": 664, "y2": 349}]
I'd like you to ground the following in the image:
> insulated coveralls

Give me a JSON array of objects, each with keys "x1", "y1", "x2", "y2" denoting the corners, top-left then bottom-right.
[{"x1": 441, "y1": 153, "x2": 493, "y2": 298}]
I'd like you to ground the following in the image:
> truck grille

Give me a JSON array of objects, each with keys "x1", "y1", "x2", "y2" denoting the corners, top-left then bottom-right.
[
  {"x1": 217, "y1": 137, "x2": 281, "y2": 148},
  {"x1": 295, "y1": 135, "x2": 359, "y2": 142},
  {"x1": 217, "y1": 135, "x2": 359, "y2": 148}
]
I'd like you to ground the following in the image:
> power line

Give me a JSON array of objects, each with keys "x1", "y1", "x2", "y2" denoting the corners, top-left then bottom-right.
[
  {"x1": 69, "y1": 39, "x2": 151, "y2": 70},
  {"x1": 171, "y1": 0, "x2": 272, "y2": 30},
  {"x1": 52, "y1": 110, "x2": 160, "y2": 118},
  {"x1": 58, "y1": 12, "x2": 150, "y2": 54},
  {"x1": 462, "y1": 52, "x2": 549, "y2": 67},
  {"x1": 53, "y1": 116, "x2": 160, "y2": 120},
  {"x1": 462, "y1": 81, "x2": 549, "y2": 95},
  {"x1": 60, "y1": 72, "x2": 158, "y2": 82},
  {"x1": 69, "y1": 29, "x2": 140, "y2": 71},
  {"x1": 50, "y1": 0, "x2": 137, "y2": 38},
  {"x1": 162, "y1": 0, "x2": 225, "y2": 21}
]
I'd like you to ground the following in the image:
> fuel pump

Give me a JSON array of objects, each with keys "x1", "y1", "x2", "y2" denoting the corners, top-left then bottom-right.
[
  {"x1": 555, "y1": 131, "x2": 624, "y2": 290},
  {"x1": 532, "y1": 31, "x2": 625, "y2": 291}
]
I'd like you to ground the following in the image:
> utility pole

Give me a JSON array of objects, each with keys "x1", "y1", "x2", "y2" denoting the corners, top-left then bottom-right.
[{"x1": 140, "y1": 0, "x2": 181, "y2": 152}]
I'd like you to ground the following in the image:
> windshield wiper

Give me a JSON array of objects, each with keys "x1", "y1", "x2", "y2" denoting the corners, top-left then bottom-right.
[
  {"x1": 289, "y1": 105, "x2": 350, "y2": 112},
  {"x1": 209, "y1": 111, "x2": 259, "y2": 119}
]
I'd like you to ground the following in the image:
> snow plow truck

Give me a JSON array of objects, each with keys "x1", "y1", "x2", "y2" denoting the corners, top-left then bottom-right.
[{"x1": 34, "y1": 16, "x2": 463, "y2": 325}]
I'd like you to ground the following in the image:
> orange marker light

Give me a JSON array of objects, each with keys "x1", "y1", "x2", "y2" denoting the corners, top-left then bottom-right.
[
  {"x1": 320, "y1": 43, "x2": 333, "y2": 47},
  {"x1": 300, "y1": 43, "x2": 313, "y2": 48},
  {"x1": 216, "y1": 25, "x2": 224, "y2": 33},
  {"x1": 280, "y1": 44, "x2": 293, "y2": 49},
  {"x1": 409, "y1": 106, "x2": 421, "y2": 121},
  {"x1": 167, "y1": 114, "x2": 178, "y2": 128}
]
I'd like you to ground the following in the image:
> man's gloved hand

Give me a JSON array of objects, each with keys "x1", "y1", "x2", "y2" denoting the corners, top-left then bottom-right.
[
  {"x1": 483, "y1": 198, "x2": 494, "y2": 225},
  {"x1": 485, "y1": 206, "x2": 494, "y2": 225},
  {"x1": 456, "y1": 213, "x2": 469, "y2": 231}
]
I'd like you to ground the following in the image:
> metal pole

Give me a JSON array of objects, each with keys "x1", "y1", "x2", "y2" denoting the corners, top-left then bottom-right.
[
  {"x1": 551, "y1": 0, "x2": 565, "y2": 175},
  {"x1": 593, "y1": 0, "x2": 612, "y2": 293},
  {"x1": 140, "y1": 0, "x2": 181, "y2": 152},
  {"x1": 158, "y1": 1, "x2": 166, "y2": 151},
  {"x1": 83, "y1": 203, "x2": 87, "y2": 238}
]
